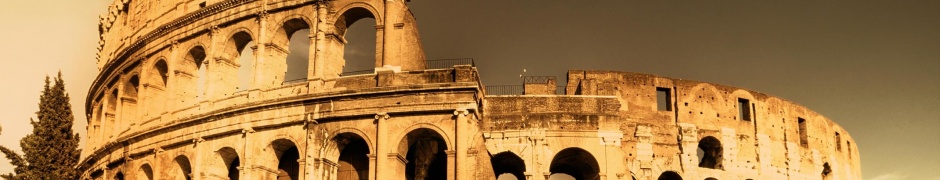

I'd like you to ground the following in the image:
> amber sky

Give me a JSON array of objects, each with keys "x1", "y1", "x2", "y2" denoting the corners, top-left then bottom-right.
[{"x1": 1, "y1": 1, "x2": 937, "y2": 179}]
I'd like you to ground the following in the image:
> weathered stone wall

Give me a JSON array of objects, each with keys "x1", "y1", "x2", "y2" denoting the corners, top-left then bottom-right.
[
  {"x1": 481, "y1": 70, "x2": 860, "y2": 180},
  {"x1": 86, "y1": 0, "x2": 860, "y2": 179}
]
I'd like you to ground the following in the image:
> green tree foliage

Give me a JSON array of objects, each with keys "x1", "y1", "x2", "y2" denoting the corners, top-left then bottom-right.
[{"x1": 1, "y1": 72, "x2": 81, "y2": 180}]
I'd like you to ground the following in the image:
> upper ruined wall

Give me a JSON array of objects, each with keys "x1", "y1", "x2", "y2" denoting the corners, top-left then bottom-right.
[{"x1": 483, "y1": 70, "x2": 861, "y2": 179}]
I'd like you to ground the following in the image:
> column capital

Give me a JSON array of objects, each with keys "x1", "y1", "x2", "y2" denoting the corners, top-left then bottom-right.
[
  {"x1": 375, "y1": 112, "x2": 390, "y2": 120},
  {"x1": 453, "y1": 108, "x2": 469, "y2": 116}
]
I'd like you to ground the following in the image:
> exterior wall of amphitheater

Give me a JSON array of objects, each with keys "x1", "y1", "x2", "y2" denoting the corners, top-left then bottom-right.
[{"x1": 82, "y1": 0, "x2": 861, "y2": 180}]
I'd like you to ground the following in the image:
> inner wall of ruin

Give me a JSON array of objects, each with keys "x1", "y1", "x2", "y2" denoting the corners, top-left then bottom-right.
[{"x1": 83, "y1": 0, "x2": 860, "y2": 180}]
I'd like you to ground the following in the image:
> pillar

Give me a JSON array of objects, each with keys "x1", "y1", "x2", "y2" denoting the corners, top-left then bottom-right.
[
  {"x1": 374, "y1": 113, "x2": 390, "y2": 179},
  {"x1": 454, "y1": 109, "x2": 470, "y2": 180}
]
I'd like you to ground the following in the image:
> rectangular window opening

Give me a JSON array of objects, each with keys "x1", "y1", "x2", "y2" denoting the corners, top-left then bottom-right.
[
  {"x1": 656, "y1": 87, "x2": 671, "y2": 111},
  {"x1": 738, "y1": 98, "x2": 751, "y2": 121},
  {"x1": 199, "y1": 1, "x2": 207, "y2": 8},
  {"x1": 798, "y1": 117, "x2": 808, "y2": 147}
]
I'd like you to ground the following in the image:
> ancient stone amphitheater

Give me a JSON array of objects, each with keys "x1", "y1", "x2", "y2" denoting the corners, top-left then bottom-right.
[{"x1": 80, "y1": 0, "x2": 861, "y2": 179}]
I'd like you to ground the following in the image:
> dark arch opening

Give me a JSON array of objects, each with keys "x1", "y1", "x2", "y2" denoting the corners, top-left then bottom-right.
[
  {"x1": 229, "y1": 31, "x2": 255, "y2": 91},
  {"x1": 657, "y1": 171, "x2": 682, "y2": 180},
  {"x1": 137, "y1": 164, "x2": 153, "y2": 180},
  {"x1": 218, "y1": 147, "x2": 240, "y2": 180},
  {"x1": 187, "y1": 46, "x2": 207, "y2": 98},
  {"x1": 549, "y1": 148, "x2": 600, "y2": 180},
  {"x1": 335, "y1": 133, "x2": 370, "y2": 180},
  {"x1": 400, "y1": 128, "x2": 448, "y2": 180},
  {"x1": 283, "y1": 19, "x2": 311, "y2": 83},
  {"x1": 271, "y1": 139, "x2": 300, "y2": 180},
  {"x1": 491, "y1": 151, "x2": 526, "y2": 180},
  {"x1": 154, "y1": 60, "x2": 169, "y2": 86},
  {"x1": 174, "y1": 155, "x2": 193, "y2": 180},
  {"x1": 698, "y1": 136, "x2": 723, "y2": 169},
  {"x1": 126, "y1": 75, "x2": 139, "y2": 96},
  {"x1": 113, "y1": 172, "x2": 124, "y2": 180},
  {"x1": 338, "y1": 7, "x2": 377, "y2": 75},
  {"x1": 822, "y1": 162, "x2": 832, "y2": 180}
]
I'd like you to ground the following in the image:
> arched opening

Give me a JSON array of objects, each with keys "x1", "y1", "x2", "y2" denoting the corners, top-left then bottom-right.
[
  {"x1": 113, "y1": 172, "x2": 124, "y2": 180},
  {"x1": 334, "y1": 133, "x2": 370, "y2": 180},
  {"x1": 186, "y1": 46, "x2": 207, "y2": 100},
  {"x1": 145, "y1": 59, "x2": 168, "y2": 118},
  {"x1": 216, "y1": 147, "x2": 240, "y2": 180},
  {"x1": 121, "y1": 75, "x2": 139, "y2": 128},
  {"x1": 137, "y1": 164, "x2": 154, "y2": 180},
  {"x1": 498, "y1": 173, "x2": 521, "y2": 180},
  {"x1": 549, "y1": 148, "x2": 600, "y2": 180},
  {"x1": 282, "y1": 19, "x2": 311, "y2": 83},
  {"x1": 172, "y1": 155, "x2": 193, "y2": 180},
  {"x1": 227, "y1": 31, "x2": 255, "y2": 92},
  {"x1": 337, "y1": 7, "x2": 377, "y2": 75},
  {"x1": 491, "y1": 151, "x2": 526, "y2": 180},
  {"x1": 704, "y1": 178, "x2": 717, "y2": 180},
  {"x1": 399, "y1": 128, "x2": 448, "y2": 180},
  {"x1": 657, "y1": 171, "x2": 682, "y2": 180},
  {"x1": 268, "y1": 139, "x2": 300, "y2": 180},
  {"x1": 697, "y1": 136, "x2": 723, "y2": 169},
  {"x1": 106, "y1": 89, "x2": 118, "y2": 136}
]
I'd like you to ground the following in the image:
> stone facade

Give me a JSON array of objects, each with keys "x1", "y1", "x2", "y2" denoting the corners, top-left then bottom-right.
[{"x1": 81, "y1": 0, "x2": 861, "y2": 180}]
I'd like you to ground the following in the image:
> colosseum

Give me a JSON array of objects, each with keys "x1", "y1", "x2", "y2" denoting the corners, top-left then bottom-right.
[{"x1": 80, "y1": 0, "x2": 861, "y2": 179}]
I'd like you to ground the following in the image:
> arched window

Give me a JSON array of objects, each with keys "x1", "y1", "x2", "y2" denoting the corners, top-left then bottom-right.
[
  {"x1": 137, "y1": 164, "x2": 153, "y2": 180},
  {"x1": 282, "y1": 19, "x2": 311, "y2": 83},
  {"x1": 266, "y1": 139, "x2": 300, "y2": 180},
  {"x1": 216, "y1": 147, "x2": 240, "y2": 180},
  {"x1": 334, "y1": 133, "x2": 370, "y2": 180},
  {"x1": 399, "y1": 128, "x2": 448, "y2": 180},
  {"x1": 337, "y1": 7, "x2": 377, "y2": 76},
  {"x1": 549, "y1": 148, "x2": 600, "y2": 180},
  {"x1": 172, "y1": 155, "x2": 193, "y2": 180},
  {"x1": 657, "y1": 171, "x2": 682, "y2": 180},
  {"x1": 491, "y1": 151, "x2": 526, "y2": 180},
  {"x1": 113, "y1": 172, "x2": 124, "y2": 180},
  {"x1": 187, "y1": 46, "x2": 207, "y2": 99},
  {"x1": 697, "y1": 136, "x2": 723, "y2": 169}
]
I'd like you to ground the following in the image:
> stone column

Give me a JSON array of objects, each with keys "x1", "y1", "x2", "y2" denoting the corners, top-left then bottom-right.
[
  {"x1": 240, "y1": 127, "x2": 256, "y2": 179},
  {"x1": 252, "y1": 12, "x2": 269, "y2": 91},
  {"x1": 454, "y1": 109, "x2": 469, "y2": 180},
  {"x1": 374, "y1": 113, "x2": 390, "y2": 179},
  {"x1": 192, "y1": 137, "x2": 205, "y2": 180},
  {"x1": 368, "y1": 154, "x2": 377, "y2": 180},
  {"x1": 382, "y1": 0, "x2": 402, "y2": 67},
  {"x1": 446, "y1": 150, "x2": 456, "y2": 180}
]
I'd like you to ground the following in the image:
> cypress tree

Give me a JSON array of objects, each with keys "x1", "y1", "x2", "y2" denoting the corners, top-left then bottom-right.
[{"x1": 1, "y1": 72, "x2": 81, "y2": 180}]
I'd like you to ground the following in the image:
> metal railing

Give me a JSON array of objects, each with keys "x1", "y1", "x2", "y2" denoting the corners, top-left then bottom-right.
[
  {"x1": 340, "y1": 69, "x2": 374, "y2": 76},
  {"x1": 426, "y1": 58, "x2": 475, "y2": 69},
  {"x1": 485, "y1": 85, "x2": 524, "y2": 95},
  {"x1": 523, "y1": 76, "x2": 556, "y2": 84}
]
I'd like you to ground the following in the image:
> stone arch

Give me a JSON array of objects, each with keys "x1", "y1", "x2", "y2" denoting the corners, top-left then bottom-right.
[
  {"x1": 398, "y1": 128, "x2": 449, "y2": 180},
  {"x1": 393, "y1": 123, "x2": 454, "y2": 153},
  {"x1": 491, "y1": 151, "x2": 526, "y2": 180},
  {"x1": 331, "y1": 132, "x2": 370, "y2": 180},
  {"x1": 137, "y1": 163, "x2": 154, "y2": 180},
  {"x1": 263, "y1": 138, "x2": 302, "y2": 180},
  {"x1": 334, "y1": 6, "x2": 380, "y2": 76},
  {"x1": 169, "y1": 155, "x2": 193, "y2": 180},
  {"x1": 698, "y1": 136, "x2": 723, "y2": 169},
  {"x1": 121, "y1": 74, "x2": 139, "y2": 126},
  {"x1": 273, "y1": 17, "x2": 312, "y2": 83},
  {"x1": 212, "y1": 146, "x2": 241, "y2": 180},
  {"x1": 656, "y1": 171, "x2": 682, "y2": 180},
  {"x1": 182, "y1": 45, "x2": 208, "y2": 102},
  {"x1": 333, "y1": 2, "x2": 384, "y2": 26},
  {"x1": 142, "y1": 58, "x2": 169, "y2": 118},
  {"x1": 223, "y1": 30, "x2": 256, "y2": 92},
  {"x1": 549, "y1": 147, "x2": 600, "y2": 180},
  {"x1": 328, "y1": 127, "x2": 376, "y2": 155},
  {"x1": 105, "y1": 88, "x2": 119, "y2": 137}
]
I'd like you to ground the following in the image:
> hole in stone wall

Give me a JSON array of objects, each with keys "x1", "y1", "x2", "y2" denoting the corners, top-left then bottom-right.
[
  {"x1": 698, "y1": 136, "x2": 723, "y2": 169},
  {"x1": 798, "y1": 118, "x2": 808, "y2": 147},
  {"x1": 835, "y1": 132, "x2": 841, "y2": 151},
  {"x1": 738, "y1": 98, "x2": 751, "y2": 121},
  {"x1": 657, "y1": 88, "x2": 671, "y2": 111},
  {"x1": 657, "y1": 171, "x2": 682, "y2": 180}
]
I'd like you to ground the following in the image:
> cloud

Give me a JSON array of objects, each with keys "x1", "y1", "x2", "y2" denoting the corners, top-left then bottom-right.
[{"x1": 869, "y1": 172, "x2": 909, "y2": 180}]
